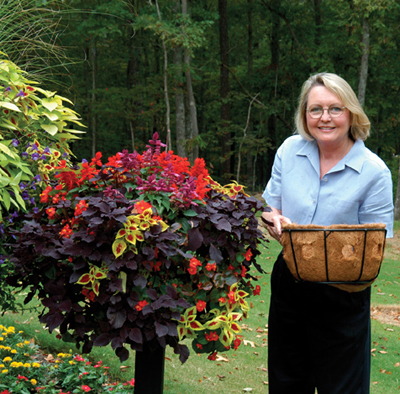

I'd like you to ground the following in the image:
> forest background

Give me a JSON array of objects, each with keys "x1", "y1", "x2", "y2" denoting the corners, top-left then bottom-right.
[{"x1": 4, "y1": 0, "x2": 400, "y2": 218}]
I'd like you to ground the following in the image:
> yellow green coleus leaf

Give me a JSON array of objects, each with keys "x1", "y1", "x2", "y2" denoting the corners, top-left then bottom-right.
[{"x1": 112, "y1": 239, "x2": 127, "y2": 258}]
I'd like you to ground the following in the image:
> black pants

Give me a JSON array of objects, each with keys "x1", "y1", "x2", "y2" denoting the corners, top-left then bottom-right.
[{"x1": 268, "y1": 253, "x2": 371, "y2": 394}]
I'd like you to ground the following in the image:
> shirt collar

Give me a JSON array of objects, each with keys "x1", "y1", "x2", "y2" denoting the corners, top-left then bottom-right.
[{"x1": 296, "y1": 138, "x2": 366, "y2": 175}]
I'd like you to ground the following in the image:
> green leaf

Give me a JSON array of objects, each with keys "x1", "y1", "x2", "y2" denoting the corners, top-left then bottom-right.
[
  {"x1": 41, "y1": 124, "x2": 58, "y2": 135},
  {"x1": 1, "y1": 189, "x2": 11, "y2": 210},
  {"x1": 183, "y1": 209, "x2": 197, "y2": 217},
  {"x1": 0, "y1": 142, "x2": 14, "y2": 157},
  {"x1": 41, "y1": 98, "x2": 58, "y2": 111},
  {"x1": 11, "y1": 186, "x2": 26, "y2": 210},
  {"x1": 0, "y1": 176, "x2": 10, "y2": 187},
  {"x1": 0, "y1": 101, "x2": 20, "y2": 112},
  {"x1": 9, "y1": 171, "x2": 22, "y2": 186}
]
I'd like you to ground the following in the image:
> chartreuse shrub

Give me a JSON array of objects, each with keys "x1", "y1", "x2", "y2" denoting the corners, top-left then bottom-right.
[
  {"x1": 0, "y1": 53, "x2": 84, "y2": 312},
  {"x1": 6, "y1": 133, "x2": 267, "y2": 365},
  {"x1": 0, "y1": 53, "x2": 84, "y2": 218}
]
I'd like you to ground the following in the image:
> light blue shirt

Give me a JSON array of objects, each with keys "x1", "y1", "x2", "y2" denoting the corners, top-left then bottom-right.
[{"x1": 262, "y1": 135, "x2": 394, "y2": 237}]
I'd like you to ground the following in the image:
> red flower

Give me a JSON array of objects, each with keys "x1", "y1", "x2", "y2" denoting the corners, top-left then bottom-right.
[
  {"x1": 240, "y1": 265, "x2": 247, "y2": 277},
  {"x1": 1, "y1": 390, "x2": 11, "y2": 394},
  {"x1": 219, "y1": 297, "x2": 226, "y2": 304},
  {"x1": 205, "y1": 331, "x2": 219, "y2": 342},
  {"x1": 188, "y1": 257, "x2": 202, "y2": 275},
  {"x1": 196, "y1": 343, "x2": 203, "y2": 349},
  {"x1": 206, "y1": 262, "x2": 216, "y2": 271},
  {"x1": 253, "y1": 285, "x2": 261, "y2": 296},
  {"x1": 135, "y1": 200, "x2": 152, "y2": 213},
  {"x1": 135, "y1": 300, "x2": 149, "y2": 311},
  {"x1": 244, "y1": 248, "x2": 253, "y2": 261},
  {"x1": 60, "y1": 224, "x2": 73, "y2": 239},
  {"x1": 81, "y1": 386, "x2": 91, "y2": 393},
  {"x1": 233, "y1": 336, "x2": 241, "y2": 350},
  {"x1": 207, "y1": 351, "x2": 218, "y2": 361},
  {"x1": 196, "y1": 300, "x2": 206, "y2": 312},
  {"x1": 228, "y1": 290, "x2": 236, "y2": 304},
  {"x1": 75, "y1": 200, "x2": 89, "y2": 216},
  {"x1": 46, "y1": 207, "x2": 56, "y2": 220}
]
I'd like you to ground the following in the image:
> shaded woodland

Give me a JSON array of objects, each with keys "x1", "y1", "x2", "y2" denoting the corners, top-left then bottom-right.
[{"x1": 4, "y1": 0, "x2": 400, "y2": 210}]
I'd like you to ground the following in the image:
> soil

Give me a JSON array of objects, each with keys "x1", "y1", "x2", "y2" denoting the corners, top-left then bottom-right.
[{"x1": 371, "y1": 304, "x2": 400, "y2": 327}]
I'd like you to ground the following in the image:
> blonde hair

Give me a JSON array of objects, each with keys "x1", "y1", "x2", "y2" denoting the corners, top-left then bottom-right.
[{"x1": 295, "y1": 72, "x2": 370, "y2": 141}]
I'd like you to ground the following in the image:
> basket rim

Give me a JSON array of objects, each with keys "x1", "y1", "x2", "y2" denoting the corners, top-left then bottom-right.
[{"x1": 282, "y1": 222, "x2": 386, "y2": 232}]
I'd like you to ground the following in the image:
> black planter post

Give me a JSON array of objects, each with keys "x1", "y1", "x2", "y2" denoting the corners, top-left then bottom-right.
[{"x1": 134, "y1": 342, "x2": 166, "y2": 393}]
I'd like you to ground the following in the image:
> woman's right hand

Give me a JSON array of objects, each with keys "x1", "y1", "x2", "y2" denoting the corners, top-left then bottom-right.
[{"x1": 261, "y1": 208, "x2": 292, "y2": 244}]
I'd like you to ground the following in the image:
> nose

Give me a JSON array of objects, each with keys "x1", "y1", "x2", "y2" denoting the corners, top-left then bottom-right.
[{"x1": 320, "y1": 108, "x2": 331, "y2": 121}]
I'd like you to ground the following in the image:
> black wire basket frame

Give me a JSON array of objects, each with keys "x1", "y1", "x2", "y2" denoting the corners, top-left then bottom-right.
[{"x1": 284, "y1": 227, "x2": 387, "y2": 285}]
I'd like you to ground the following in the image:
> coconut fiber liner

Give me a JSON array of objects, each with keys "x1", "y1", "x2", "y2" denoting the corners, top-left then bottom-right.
[{"x1": 281, "y1": 223, "x2": 387, "y2": 292}]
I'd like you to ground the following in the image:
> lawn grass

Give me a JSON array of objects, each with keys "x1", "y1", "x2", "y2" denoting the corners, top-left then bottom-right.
[{"x1": 0, "y1": 226, "x2": 399, "y2": 393}]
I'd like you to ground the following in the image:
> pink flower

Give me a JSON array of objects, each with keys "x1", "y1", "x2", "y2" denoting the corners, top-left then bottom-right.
[{"x1": 81, "y1": 386, "x2": 91, "y2": 392}]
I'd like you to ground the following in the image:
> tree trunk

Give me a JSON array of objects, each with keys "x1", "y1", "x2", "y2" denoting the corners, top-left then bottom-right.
[
  {"x1": 127, "y1": 8, "x2": 139, "y2": 153},
  {"x1": 266, "y1": 11, "x2": 280, "y2": 180},
  {"x1": 218, "y1": 0, "x2": 231, "y2": 180},
  {"x1": 174, "y1": 44, "x2": 186, "y2": 157},
  {"x1": 395, "y1": 159, "x2": 400, "y2": 220},
  {"x1": 155, "y1": 0, "x2": 171, "y2": 150},
  {"x1": 358, "y1": 17, "x2": 369, "y2": 106},
  {"x1": 182, "y1": 0, "x2": 199, "y2": 163},
  {"x1": 246, "y1": 0, "x2": 254, "y2": 188},
  {"x1": 89, "y1": 37, "x2": 97, "y2": 157},
  {"x1": 314, "y1": 0, "x2": 322, "y2": 47}
]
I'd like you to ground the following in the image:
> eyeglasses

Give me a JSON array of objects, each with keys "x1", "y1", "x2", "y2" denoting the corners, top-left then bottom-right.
[{"x1": 306, "y1": 105, "x2": 346, "y2": 119}]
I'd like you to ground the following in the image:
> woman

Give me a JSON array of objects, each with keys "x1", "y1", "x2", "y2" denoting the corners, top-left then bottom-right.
[{"x1": 261, "y1": 72, "x2": 394, "y2": 394}]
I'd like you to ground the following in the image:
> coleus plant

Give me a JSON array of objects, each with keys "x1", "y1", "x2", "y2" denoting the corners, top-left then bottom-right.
[
  {"x1": 0, "y1": 53, "x2": 84, "y2": 220},
  {"x1": 6, "y1": 133, "x2": 267, "y2": 363}
]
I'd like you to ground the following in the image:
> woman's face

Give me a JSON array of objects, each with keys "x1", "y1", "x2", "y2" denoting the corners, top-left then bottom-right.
[{"x1": 306, "y1": 85, "x2": 352, "y2": 149}]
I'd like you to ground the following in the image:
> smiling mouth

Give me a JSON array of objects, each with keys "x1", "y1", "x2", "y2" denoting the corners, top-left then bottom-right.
[{"x1": 318, "y1": 127, "x2": 335, "y2": 131}]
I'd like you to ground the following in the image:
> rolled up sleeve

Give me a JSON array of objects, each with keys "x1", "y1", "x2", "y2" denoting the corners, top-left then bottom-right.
[
  {"x1": 262, "y1": 148, "x2": 282, "y2": 210},
  {"x1": 359, "y1": 167, "x2": 394, "y2": 238}
]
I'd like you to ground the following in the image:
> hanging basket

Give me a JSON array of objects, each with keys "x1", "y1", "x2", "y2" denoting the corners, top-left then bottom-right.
[{"x1": 281, "y1": 223, "x2": 387, "y2": 292}]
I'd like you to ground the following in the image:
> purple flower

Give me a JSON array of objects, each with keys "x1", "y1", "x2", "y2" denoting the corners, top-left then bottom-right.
[
  {"x1": 41, "y1": 155, "x2": 46, "y2": 161},
  {"x1": 21, "y1": 152, "x2": 28, "y2": 158},
  {"x1": 12, "y1": 139, "x2": 19, "y2": 147},
  {"x1": 5, "y1": 86, "x2": 11, "y2": 92},
  {"x1": 82, "y1": 159, "x2": 88, "y2": 164},
  {"x1": 62, "y1": 152, "x2": 69, "y2": 158},
  {"x1": 33, "y1": 207, "x2": 39, "y2": 214},
  {"x1": 34, "y1": 175, "x2": 41, "y2": 182},
  {"x1": 22, "y1": 191, "x2": 29, "y2": 200},
  {"x1": 31, "y1": 152, "x2": 40, "y2": 161},
  {"x1": 19, "y1": 182, "x2": 26, "y2": 190},
  {"x1": 16, "y1": 89, "x2": 25, "y2": 97},
  {"x1": 29, "y1": 197, "x2": 35, "y2": 204},
  {"x1": 43, "y1": 147, "x2": 50, "y2": 154},
  {"x1": 32, "y1": 143, "x2": 38, "y2": 151}
]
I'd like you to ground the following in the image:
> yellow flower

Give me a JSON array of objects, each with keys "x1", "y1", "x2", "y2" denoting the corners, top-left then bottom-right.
[
  {"x1": 69, "y1": 360, "x2": 75, "y2": 365},
  {"x1": 10, "y1": 362, "x2": 19, "y2": 368},
  {"x1": 24, "y1": 363, "x2": 31, "y2": 368},
  {"x1": 31, "y1": 379, "x2": 37, "y2": 385},
  {"x1": 24, "y1": 341, "x2": 30, "y2": 345},
  {"x1": 3, "y1": 357, "x2": 12, "y2": 362},
  {"x1": 10, "y1": 349, "x2": 17, "y2": 354},
  {"x1": 2, "y1": 369, "x2": 8, "y2": 374},
  {"x1": 0, "y1": 337, "x2": 3, "y2": 341},
  {"x1": 32, "y1": 362, "x2": 41, "y2": 368},
  {"x1": 0, "y1": 364, "x2": 4, "y2": 368}
]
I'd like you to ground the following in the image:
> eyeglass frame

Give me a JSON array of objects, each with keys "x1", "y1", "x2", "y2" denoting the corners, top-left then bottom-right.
[{"x1": 305, "y1": 105, "x2": 347, "y2": 119}]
